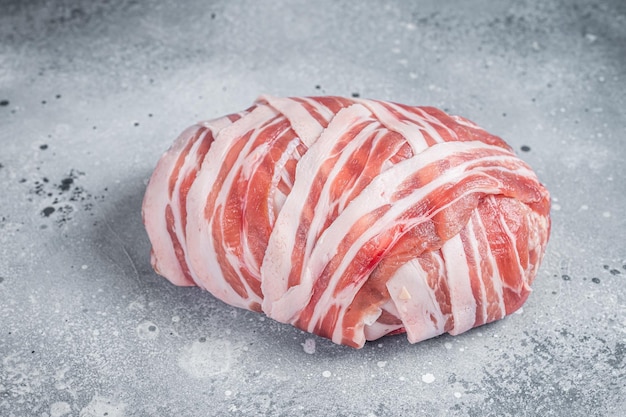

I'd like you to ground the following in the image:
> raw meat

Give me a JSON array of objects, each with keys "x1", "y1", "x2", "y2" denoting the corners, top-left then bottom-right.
[{"x1": 142, "y1": 95, "x2": 551, "y2": 348}]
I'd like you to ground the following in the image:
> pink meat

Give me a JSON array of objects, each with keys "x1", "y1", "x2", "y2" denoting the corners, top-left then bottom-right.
[{"x1": 142, "y1": 95, "x2": 551, "y2": 348}]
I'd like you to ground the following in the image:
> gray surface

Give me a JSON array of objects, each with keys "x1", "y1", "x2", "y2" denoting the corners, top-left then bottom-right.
[{"x1": 1, "y1": 0, "x2": 625, "y2": 416}]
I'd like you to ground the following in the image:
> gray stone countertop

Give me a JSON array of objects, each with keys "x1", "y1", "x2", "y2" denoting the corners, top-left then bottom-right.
[{"x1": 0, "y1": 0, "x2": 624, "y2": 416}]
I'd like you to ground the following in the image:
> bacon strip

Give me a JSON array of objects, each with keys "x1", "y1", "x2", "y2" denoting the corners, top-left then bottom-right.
[{"x1": 143, "y1": 96, "x2": 551, "y2": 348}]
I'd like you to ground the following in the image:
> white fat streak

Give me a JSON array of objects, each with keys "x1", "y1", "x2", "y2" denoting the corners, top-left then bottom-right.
[
  {"x1": 170, "y1": 128, "x2": 217, "y2": 284},
  {"x1": 307, "y1": 120, "x2": 379, "y2": 266},
  {"x1": 382, "y1": 101, "x2": 452, "y2": 145},
  {"x1": 363, "y1": 322, "x2": 403, "y2": 343},
  {"x1": 334, "y1": 129, "x2": 398, "y2": 212},
  {"x1": 198, "y1": 115, "x2": 240, "y2": 132},
  {"x1": 524, "y1": 209, "x2": 550, "y2": 278},
  {"x1": 470, "y1": 206, "x2": 506, "y2": 318},
  {"x1": 238, "y1": 121, "x2": 288, "y2": 277},
  {"x1": 241, "y1": 142, "x2": 271, "y2": 180},
  {"x1": 267, "y1": 135, "x2": 302, "y2": 227},
  {"x1": 462, "y1": 216, "x2": 488, "y2": 324},
  {"x1": 359, "y1": 99, "x2": 458, "y2": 152},
  {"x1": 322, "y1": 127, "x2": 410, "y2": 345},
  {"x1": 354, "y1": 99, "x2": 429, "y2": 153},
  {"x1": 331, "y1": 302, "x2": 383, "y2": 347},
  {"x1": 386, "y1": 257, "x2": 447, "y2": 344},
  {"x1": 440, "y1": 234, "x2": 476, "y2": 335},
  {"x1": 303, "y1": 142, "x2": 516, "y2": 332},
  {"x1": 261, "y1": 103, "x2": 373, "y2": 318},
  {"x1": 491, "y1": 197, "x2": 529, "y2": 294},
  {"x1": 263, "y1": 96, "x2": 343, "y2": 226},
  {"x1": 414, "y1": 107, "x2": 453, "y2": 128},
  {"x1": 185, "y1": 104, "x2": 278, "y2": 308},
  {"x1": 215, "y1": 109, "x2": 286, "y2": 303},
  {"x1": 260, "y1": 95, "x2": 324, "y2": 147},
  {"x1": 271, "y1": 190, "x2": 287, "y2": 226},
  {"x1": 240, "y1": 119, "x2": 302, "y2": 275},
  {"x1": 362, "y1": 299, "x2": 405, "y2": 342},
  {"x1": 299, "y1": 96, "x2": 337, "y2": 122},
  {"x1": 450, "y1": 114, "x2": 482, "y2": 130},
  {"x1": 143, "y1": 124, "x2": 204, "y2": 286}
]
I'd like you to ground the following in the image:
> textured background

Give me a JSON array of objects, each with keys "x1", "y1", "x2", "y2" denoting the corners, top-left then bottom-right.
[{"x1": 1, "y1": 0, "x2": 625, "y2": 416}]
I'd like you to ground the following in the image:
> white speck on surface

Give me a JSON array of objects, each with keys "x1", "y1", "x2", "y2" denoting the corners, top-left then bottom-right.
[
  {"x1": 178, "y1": 339, "x2": 232, "y2": 378},
  {"x1": 602, "y1": 211, "x2": 611, "y2": 218},
  {"x1": 515, "y1": 307, "x2": 524, "y2": 315},
  {"x1": 444, "y1": 342, "x2": 452, "y2": 350},
  {"x1": 580, "y1": 204, "x2": 589, "y2": 210},
  {"x1": 50, "y1": 401, "x2": 71, "y2": 417},
  {"x1": 79, "y1": 396, "x2": 126, "y2": 417},
  {"x1": 421, "y1": 373, "x2": 435, "y2": 384},
  {"x1": 81, "y1": 264, "x2": 88, "y2": 270},
  {"x1": 322, "y1": 370, "x2": 331, "y2": 378},
  {"x1": 302, "y1": 338, "x2": 316, "y2": 354},
  {"x1": 552, "y1": 203, "x2": 561, "y2": 211},
  {"x1": 135, "y1": 320, "x2": 159, "y2": 340},
  {"x1": 377, "y1": 361, "x2": 387, "y2": 368},
  {"x1": 225, "y1": 390, "x2": 232, "y2": 396},
  {"x1": 127, "y1": 299, "x2": 145, "y2": 311},
  {"x1": 454, "y1": 392, "x2": 462, "y2": 398},
  {"x1": 54, "y1": 366, "x2": 70, "y2": 385},
  {"x1": 171, "y1": 315, "x2": 180, "y2": 323}
]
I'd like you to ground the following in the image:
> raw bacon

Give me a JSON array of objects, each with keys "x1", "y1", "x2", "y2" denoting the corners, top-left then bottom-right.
[{"x1": 142, "y1": 95, "x2": 550, "y2": 348}]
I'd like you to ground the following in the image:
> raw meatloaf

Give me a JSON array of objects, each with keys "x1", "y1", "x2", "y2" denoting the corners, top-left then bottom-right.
[{"x1": 142, "y1": 95, "x2": 551, "y2": 348}]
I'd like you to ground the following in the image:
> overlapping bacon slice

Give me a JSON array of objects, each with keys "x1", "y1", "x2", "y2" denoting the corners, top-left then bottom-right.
[{"x1": 142, "y1": 96, "x2": 550, "y2": 348}]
